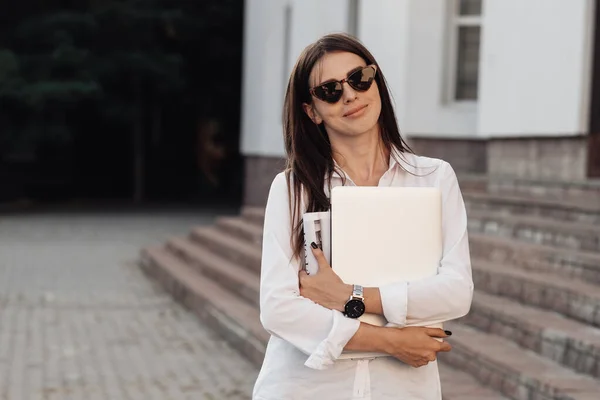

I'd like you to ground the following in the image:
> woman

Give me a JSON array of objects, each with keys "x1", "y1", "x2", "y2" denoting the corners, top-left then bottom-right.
[{"x1": 253, "y1": 33, "x2": 473, "y2": 400}]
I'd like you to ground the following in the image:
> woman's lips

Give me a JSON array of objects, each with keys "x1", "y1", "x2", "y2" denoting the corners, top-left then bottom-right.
[{"x1": 344, "y1": 104, "x2": 368, "y2": 117}]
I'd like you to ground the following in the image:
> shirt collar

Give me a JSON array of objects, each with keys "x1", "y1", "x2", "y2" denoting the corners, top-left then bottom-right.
[{"x1": 330, "y1": 145, "x2": 404, "y2": 180}]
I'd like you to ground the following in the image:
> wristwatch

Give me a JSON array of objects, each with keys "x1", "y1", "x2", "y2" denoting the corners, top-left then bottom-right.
[{"x1": 344, "y1": 284, "x2": 366, "y2": 319}]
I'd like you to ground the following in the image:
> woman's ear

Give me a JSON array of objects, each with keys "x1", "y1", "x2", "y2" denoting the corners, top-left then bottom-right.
[{"x1": 302, "y1": 103, "x2": 323, "y2": 125}]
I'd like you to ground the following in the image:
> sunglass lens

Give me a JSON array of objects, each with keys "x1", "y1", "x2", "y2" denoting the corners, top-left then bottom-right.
[
  {"x1": 348, "y1": 67, "x2": 376, "y2": 91},
  {"x1": 314, "y1": 82, "x2": 343, "y2": 103}
]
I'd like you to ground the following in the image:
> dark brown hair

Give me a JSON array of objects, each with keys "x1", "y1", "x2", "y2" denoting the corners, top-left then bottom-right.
[{"x1": 283, "y1": 33, "x2": 414, "y2": 261}]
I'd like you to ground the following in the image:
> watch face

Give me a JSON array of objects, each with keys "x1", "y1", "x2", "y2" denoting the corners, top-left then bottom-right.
[{"x1": 345, "y1": 299, "x2": 365, "y2": 319}]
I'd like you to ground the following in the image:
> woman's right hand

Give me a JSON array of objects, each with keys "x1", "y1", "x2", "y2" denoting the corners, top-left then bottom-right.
[{"x1": 382, "y1": 327, "x2": 452, "y2": 368}]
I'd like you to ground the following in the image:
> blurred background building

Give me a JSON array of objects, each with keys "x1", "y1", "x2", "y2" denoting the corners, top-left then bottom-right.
[{"x1": 241, "y1": 0, "x2": 600, "y2": 206}]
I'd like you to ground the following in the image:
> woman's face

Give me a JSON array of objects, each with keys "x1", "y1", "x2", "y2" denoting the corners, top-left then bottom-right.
[{"x1": 304, "y1": 51, "x2": 381, "y2": 139}]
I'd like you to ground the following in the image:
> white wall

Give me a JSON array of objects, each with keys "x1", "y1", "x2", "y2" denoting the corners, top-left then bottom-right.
[
  {"x1": 403, "y1": 0, "x2": 479, "y2": 138},
  {"x1": 478, "y1": 0, "x2": 595, "y2": 137},
  {"x1": 240, "y1": 0, "x2": 349, "y2": 158},
  {"x1": 358, "y1": 0, "x2": 411, "y2": 129},
  {"x1": 240, "y1": 0, "x2": 288, "y2": 157},
  {"x1": 288, "y1": 0, "x2": 349, "y2": 74}
]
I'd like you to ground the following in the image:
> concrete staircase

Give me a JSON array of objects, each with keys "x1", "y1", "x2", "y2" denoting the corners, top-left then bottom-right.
[{"x1": 139, "y1": 176, "x2": 600, "y2": 400}]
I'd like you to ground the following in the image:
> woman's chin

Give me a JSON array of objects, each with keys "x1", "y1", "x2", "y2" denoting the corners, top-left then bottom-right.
[
  {"x1": 325, "y1": 118, "x2": 380, "y2": 139},
  {"x1": 346, "y1": 121, "x2": 380, "y2": 137}
]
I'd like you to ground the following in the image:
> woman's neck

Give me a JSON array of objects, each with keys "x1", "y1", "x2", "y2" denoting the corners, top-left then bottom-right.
[{"x1": 331, "y1": 130, "x2": 390, "y2": 186}]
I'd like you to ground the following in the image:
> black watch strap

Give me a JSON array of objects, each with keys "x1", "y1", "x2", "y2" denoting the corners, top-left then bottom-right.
[{"x1": 344, "y1": 284, "x2": 365, "y2": 318}]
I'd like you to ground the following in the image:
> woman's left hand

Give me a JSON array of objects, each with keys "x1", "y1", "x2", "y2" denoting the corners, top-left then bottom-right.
[{"x1": 298, "y1": 243, "x2": 352, "y2": 312}]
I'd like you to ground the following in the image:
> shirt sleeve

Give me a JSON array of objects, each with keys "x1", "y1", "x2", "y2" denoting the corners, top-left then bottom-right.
[
  {"x1": 378, "y1": 161, "x2": 474, "y2": 327},
  {"x1": 259, "y1": 172, "x2": 360, "y2": 370}
]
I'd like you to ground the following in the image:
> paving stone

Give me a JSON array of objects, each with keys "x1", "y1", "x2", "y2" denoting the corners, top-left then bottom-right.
[{"x1": 0, "y1": 211, "x2": 258, "y2": 400}]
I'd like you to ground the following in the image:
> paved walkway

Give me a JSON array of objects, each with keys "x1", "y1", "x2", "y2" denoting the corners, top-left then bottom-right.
[{"x1": 0, "y1": 209, "x2": 259, "y2": 400}]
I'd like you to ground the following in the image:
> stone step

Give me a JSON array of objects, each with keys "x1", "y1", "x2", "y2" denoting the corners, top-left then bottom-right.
[
  {"x1": 215, "y1": 216, "x2": 263, "y2": 245},
  {"x1": 463, "y1": 191, "x2": 600, "y2": 224},
  {"x1": 469, "y1": 233, "x2": 600, "y2": 285},
  {"x1": 166, "y1": 236, "x2": 260, "y2": 307},
  {"x1": 194, "y1": 218, "x2": 600, "y2": 328},
  {"x1": 459, "y1": 174, "x2": 600, "y2": 204},
  {"x1": 189, "y1": 226, "x2": 261, "y2": 274},
  {"x1": 478, "y1": 175, "x2": 600, "y2": 207},
  {"x1": 238, "y1": 206, "x2": 600, "y2": 282},
  {"x1": 473, "y1": 258, "x2": 600, "y2": 328},
  {"x1": 220, "y1": 215, "x2": 600, "y2": 286},
  {"x1": 245, "y1": 199, "x2": 600, "y2": 241},
  {"x1": 441, "y1": 322, "x2": 600, "y2": 400},
  {"x1": 243, "y1": 174, "x2": 600, "y2": 221},
  {"x1": 142, "y1": 214, "x2": 519, "y2": 398},
  {"x1": 140, "y1": 246, "x2": 510, "y2": 399},
  {"x1": 439, "y1": 362, "x2": 510, "y2": 400},
  {"x1": 216, "y1": 214, "x2": 600, "y2": 296},
  {"x1": 139, "y1": 246, "x2": 269, "y2": 366},
  {"x1": 468, "y1": 210, "x2": 600, "y2": 252},
  {"x1": 463, "y1": 291, "x2": 600, "y2": 378},
  {"x1": 241, "y1": 206, "x2": 265, "y2": 226},
  {"x1": 456, "y1": 175, "x2": 488, "y2": 193}
]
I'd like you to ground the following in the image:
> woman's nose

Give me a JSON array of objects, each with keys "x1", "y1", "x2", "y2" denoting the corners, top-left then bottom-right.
[{"x1": 342, "y1": 81, "x2": 358, "y2": 103}]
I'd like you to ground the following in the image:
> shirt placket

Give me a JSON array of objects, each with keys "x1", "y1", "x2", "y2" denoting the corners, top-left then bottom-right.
[{"x1": 351, "y1": 359, "x2": 372, "y2": 399}]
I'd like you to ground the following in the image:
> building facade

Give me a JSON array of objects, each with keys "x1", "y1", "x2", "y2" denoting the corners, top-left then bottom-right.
[{"x1": 240, "y1": 0, "x2": 599, "y2": 206}]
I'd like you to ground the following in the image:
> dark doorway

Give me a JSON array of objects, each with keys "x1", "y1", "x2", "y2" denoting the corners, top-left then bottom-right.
[{"x1": 0, "y1": 1, "x2": 244, "y2": 207}]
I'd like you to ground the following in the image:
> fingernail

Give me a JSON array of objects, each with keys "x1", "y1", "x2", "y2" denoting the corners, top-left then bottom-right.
[
  {"x1": 311, "y1": 242, "x2": 318, "y2": 249},
  {"x1": 444, "y1": 330, "x2": 452, "y2": 336}
]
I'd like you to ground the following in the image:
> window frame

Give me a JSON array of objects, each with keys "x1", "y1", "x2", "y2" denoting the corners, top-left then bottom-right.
[{"x1": 445, "y1": 0, "x2": 483, "y2": 106}]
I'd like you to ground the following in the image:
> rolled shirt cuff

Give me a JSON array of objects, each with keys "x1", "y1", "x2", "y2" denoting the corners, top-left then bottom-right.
[
  {"x1": 304, "y1": 311, "x2": 361, "y2": 370},
  {"x1": 379, "y1": 281, "x2": 409, "y2": 327}
]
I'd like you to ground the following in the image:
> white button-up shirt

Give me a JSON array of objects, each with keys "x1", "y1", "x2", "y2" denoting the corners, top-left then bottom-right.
[{"x1": 253, "y1": 150, "x2": 474, "y2": 400}]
